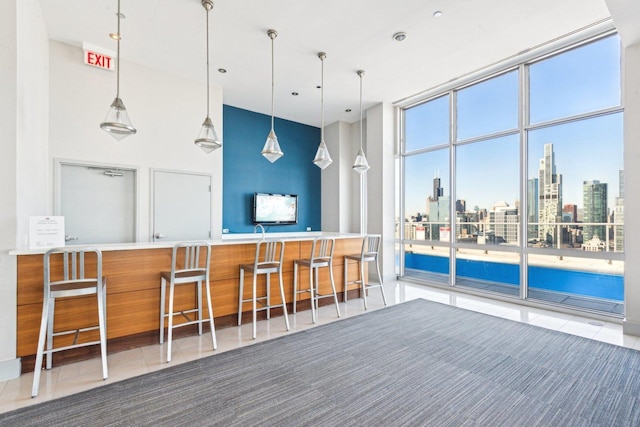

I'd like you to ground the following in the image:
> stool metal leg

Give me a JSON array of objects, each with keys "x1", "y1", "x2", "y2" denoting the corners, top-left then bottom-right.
[
  {"x1": 204, "y1": 278, "x2": 217, "y2": 350},
  {"x1": 167, "y1": 279, "x2": 175, "y2": 362},
  {"x1": 310, "y1": 265, "x2": 316, "y2": 323},
  {"x1": 31, "y1": 297, "x2": 50, "y2": 397},
  {"x1": 266, "y1": 274, "x2": 271, "y2": 320},
  {"x1": 328, "y1": 265, "x2": 341, "y2": 318},
  {"x1": 160, "y1": 276, "x2": 166, "y2": 344},
  {"x1": 375, "y1": 258, "x2": 388, "y2": 306},
  {"x1": 46, "y1": 298, "x2": 55, "y2": 370},
  {"x1": 97, "y1": 281, "x2": 108, "y2": 379},
  {"x1": 197, "y1": 279, "x2": 203, "y2": 336},
  {"x1": 252, "y1": 271, "x2": 258, "y2": 339},
  {"x1": 360, "y1": 259, "x2": 368, "y2": 310},
  {"x1": 278, "y1": 268, "x2": 290, "y2": 331},
  {"x1": 343, "y1": 257, "x2": 349, "y2": 303},
  {"x1": 238, "y1": 267, "x2": 244, "y2": 326},
  {"x1": 293, "y1": 262, "x2": 299, "y2": 314}
]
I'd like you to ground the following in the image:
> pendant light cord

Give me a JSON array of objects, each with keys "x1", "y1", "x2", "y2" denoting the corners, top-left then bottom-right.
[
  {"x1": 359, "y1": 72, "x2": 363, "y2": 150},
  {"x1": 116, "y1": 0, "x2": 121, "y2": 98},
  {"x1": 205, "y1": 5, "x2": 210, "y2": 118},
  {"x1": 320, "y1": 54, "x2": 325, "y2": 141},
  {"x1": 270, "y1": 32, "x2": 275, "y2": 131}
]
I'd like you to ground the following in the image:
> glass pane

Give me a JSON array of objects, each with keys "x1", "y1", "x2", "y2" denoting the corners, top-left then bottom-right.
[
  {"x1": 404, "y1": 243, "x2": 449, "y2": 285},
  {"x1": 530, "y1": 34, "x2": 621, "y2": 124},
  {"x1": 456, "y1": 134, "x2": 520, "y2": 246},
  {"x1": 527, "y1": 113, "x2": 623, "y2": 252},
  {"x1": 455, "y1": 248, "x2": 520, "y2": 296},
  {"x1": 528, "y1": 254, "x2": 623, "y2": 315},
  {"x1": 457, "y1": 70, "x2": 518, "y2": 141},
  {"x1": 404, "y1": 149, "x2": 450, "y2": 241},
  {"x1": 404, "y1": 95, "x2": 449, "y2": 152}
]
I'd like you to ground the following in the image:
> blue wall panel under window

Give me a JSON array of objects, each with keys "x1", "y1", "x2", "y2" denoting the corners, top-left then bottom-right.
[{"x1": 222, "y1": 105, "x2": 321, "y2": 233}]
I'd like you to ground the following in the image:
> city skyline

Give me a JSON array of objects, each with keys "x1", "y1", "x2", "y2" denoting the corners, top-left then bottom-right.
[
  {"x1": 404, "y1": 112, "x2": 623, "y2": 218},
  {"x1": 403, "y1": 34, "x2": 622, "y2": 219}
]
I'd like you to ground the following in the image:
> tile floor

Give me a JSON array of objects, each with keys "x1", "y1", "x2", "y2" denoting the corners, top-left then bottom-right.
[{"x1": 1, "y1": 280, "x2": 639, "y2": 414}]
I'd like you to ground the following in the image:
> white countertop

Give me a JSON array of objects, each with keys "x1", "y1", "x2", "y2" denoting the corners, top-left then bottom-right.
[{"x1": 9, "y1": 232, "x2": 364, "y2": 256}]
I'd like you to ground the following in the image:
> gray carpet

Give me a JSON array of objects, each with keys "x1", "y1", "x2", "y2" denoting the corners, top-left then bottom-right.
[{"x1": 3, "y1": 298, "x2": 640, "y2": 426}]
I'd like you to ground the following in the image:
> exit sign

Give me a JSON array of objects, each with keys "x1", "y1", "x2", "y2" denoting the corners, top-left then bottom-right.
[{"x1": 82, "y1": 42, "x2": 115, "y2": 71}]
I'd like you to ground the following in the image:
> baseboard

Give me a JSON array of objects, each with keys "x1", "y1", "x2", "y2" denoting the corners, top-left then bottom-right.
[
  {"x1": 623, "y1": 319, "x2": 640, "y2": 337},
  {"x1": 0, "y1": 357, "x2": 21, "y2": 381}
]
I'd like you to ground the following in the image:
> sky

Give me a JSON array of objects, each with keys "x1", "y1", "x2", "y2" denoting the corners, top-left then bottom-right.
[{"x1": 403, "y1": 34, "x2": 622, "y2": 217}]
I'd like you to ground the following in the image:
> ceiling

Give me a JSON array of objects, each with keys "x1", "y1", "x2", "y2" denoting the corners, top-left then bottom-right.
[{"x1": 39, "y1": 0, "x2": 613, "y2": 128}]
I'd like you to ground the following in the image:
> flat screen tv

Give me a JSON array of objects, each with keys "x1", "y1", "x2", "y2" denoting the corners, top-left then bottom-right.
[{"x1": 253, "y1": 193, "x2": 298, "y2": 225}]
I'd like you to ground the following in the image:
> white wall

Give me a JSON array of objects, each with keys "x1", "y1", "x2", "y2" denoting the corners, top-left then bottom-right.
[
  {"x1": 622, "y1": 42, "x2": 640, "y2": 335},
  {"x1": 16, "y1": 0, "x2": 49, "y2": 247},
  {"x1": 349, "y1": 119, "x2": 365, "y2": 234},
  {"x1": 322, "y1": 120, "x2": 356, "y2": 233},
  {"x1": 48, "y1": 40, "x2": 223, "y2": 242},
  {"x1": 0, "y1": 8, "x2": 225, "y2": 379},
  {"x1": 366, "y1": 103, "x2": 396, "y2": 282},
  {"x1": 0, "y1": 0, "x2": 20, "y2": 379}
]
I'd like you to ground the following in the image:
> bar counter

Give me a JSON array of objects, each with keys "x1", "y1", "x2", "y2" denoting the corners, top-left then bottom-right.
[{"x1": 12, "y1": 233, "x2": 365, "y2": 370}]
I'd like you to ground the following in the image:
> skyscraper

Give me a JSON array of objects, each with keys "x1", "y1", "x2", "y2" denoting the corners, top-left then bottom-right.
[
  {"x1": 527, "y1": 178, "x2": 538, "y2": 240},
  {"x1": 583, "y1": 180, "x2": 608, "y2": 242},
  {"x1": 432, "y1": 176, "x2": 443, "y2": 202},
  {"x1": 615, "y1": 170, "x2": 624, "y2": 252},
  {"x1": 538, "y1": 143, "x2": 562, "y2": 243},
  {"x1": 428, "y1": 175, "x2": 448, "y2": 240}
]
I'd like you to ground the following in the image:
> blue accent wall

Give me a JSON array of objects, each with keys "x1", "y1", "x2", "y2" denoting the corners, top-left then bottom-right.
[{"x1": 222, "y1": 105, "x2": 321, "y2": 233}]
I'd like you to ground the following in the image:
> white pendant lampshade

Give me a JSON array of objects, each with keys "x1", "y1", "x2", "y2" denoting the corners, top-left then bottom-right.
[
  {"x1": 100, "y1": 0, "x2": 136, "y2": 140},
  {"x1": 313, "y1": 52, "x2": 332, "y2": 169},
  {"x1": 194, "y1": 0, "x2": 222, "y2": 154},
  {"x1": 353, "y1": 70, "x2": 370, "y2": 173},
  {"x1": 195, "y1": 116, "x2": 220, "y2": 154},
  {"x1": 261, "y1": 29, "x2": 283, "y2": 163}
]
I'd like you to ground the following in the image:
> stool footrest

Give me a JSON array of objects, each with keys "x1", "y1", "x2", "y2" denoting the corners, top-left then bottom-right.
[
  {"x1": 52, "y1": 325, "x2": 100, "y2": 338},
  {"x1": 41, "y1": 340, "x2": 102, "y2": 356},
  {"x1": 315, "y1": 292, "x2": 338, "y2": 300},
  {"x1": 168, "y1": 319, "x2": 209, "y2": 329}
]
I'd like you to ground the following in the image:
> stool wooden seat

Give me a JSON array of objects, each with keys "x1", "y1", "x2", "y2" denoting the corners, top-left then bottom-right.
[
  {"x1": 32, "y1": 247, "x2": 108, "y2": 397},
  {"x1": 238, "y1": 239, "x2": 290, "y2": 339},
  {"x1": 293, "y1": 237, "x2": 341, "y2": 323},
  {"x1": 159, "y1": 241, "x2": 216, "y2": 362},
  {"x1": 344, "y1": 234, "x2": 387, "y2": 310}
]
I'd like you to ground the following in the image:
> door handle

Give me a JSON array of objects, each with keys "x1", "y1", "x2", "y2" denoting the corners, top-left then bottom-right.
[
  {"x1": 65, "y1": 235, "x2": 79, "y2": 242},
  {"x1": 154, "y1": 233, "x2": 167, "y2": 239}
]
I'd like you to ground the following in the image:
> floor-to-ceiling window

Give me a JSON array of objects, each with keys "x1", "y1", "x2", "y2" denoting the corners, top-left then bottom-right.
[{"x1": 399, "y1": 31, "x2": 624, "y2": 316}]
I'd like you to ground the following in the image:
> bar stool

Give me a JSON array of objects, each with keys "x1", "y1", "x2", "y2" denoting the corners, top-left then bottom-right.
[
  {"x1": 159, "y1": 241, "x2": 216, "y2": 363},
  {"x1": 293, "y1": 237, "x2": 341, "y2": 323},
  {"x1": 32, "y1": 247, "x2": 108, "y2": 398},
  {"x1": 343, "y1": 234, "x2": 388, "y2": 310},
  {"x1": 238, "y1": 239, "x2": 290, "y2": 339}
]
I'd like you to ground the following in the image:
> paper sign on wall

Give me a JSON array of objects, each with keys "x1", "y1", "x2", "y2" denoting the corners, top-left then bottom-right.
[{"x1": 29, "y1": 216, "x2": 65, "y2": 249}]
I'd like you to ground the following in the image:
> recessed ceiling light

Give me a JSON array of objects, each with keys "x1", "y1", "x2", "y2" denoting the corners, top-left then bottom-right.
[
  {"x1": 218, "y1": 68, "x2": 227, "y2": 73},
  {"x1": 393, "y1": 32, "x2": 407, "y2": 42},
  {"x1": 433, "y1": 10, "x2": 443, "y2": 18},
  {"x1": 292, "y1": 92, "x2": 299, "y2": 96}
]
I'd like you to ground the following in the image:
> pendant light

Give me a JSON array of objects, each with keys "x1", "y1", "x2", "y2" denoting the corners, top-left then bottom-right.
[
  {"x1": 261, "y1": 29, "x2": 283, "y2": 163},
  {"x1": 194, "y1": 0, "x2": 222, "y2": 154},
  {"x1": 100, "y1": 0, "x2": 136, "y2": 140},
  {"x1": 313, "y1": 52, "x2": 332, "y2": 169},
  {"x1": 353, "y1": 70, "x2": 370, "y2": 173}
]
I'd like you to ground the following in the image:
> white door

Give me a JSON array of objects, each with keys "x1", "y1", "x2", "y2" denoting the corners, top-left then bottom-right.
[
  {"x1": 152, "y1": 170, "x2": 212, "y2": 242},
  {"x1": 60, "y1": 164, "x2": 136, "y2": 244}
]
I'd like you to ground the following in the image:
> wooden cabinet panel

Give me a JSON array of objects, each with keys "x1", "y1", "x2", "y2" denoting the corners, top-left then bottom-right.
[{"x1": 16, "y1": 237, "x2": 362, "y2": 359}]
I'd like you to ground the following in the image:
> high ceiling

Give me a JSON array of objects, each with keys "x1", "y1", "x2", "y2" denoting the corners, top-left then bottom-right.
[{"x1": 38, "y1": 0, "x2": 612, "y2": 127}]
